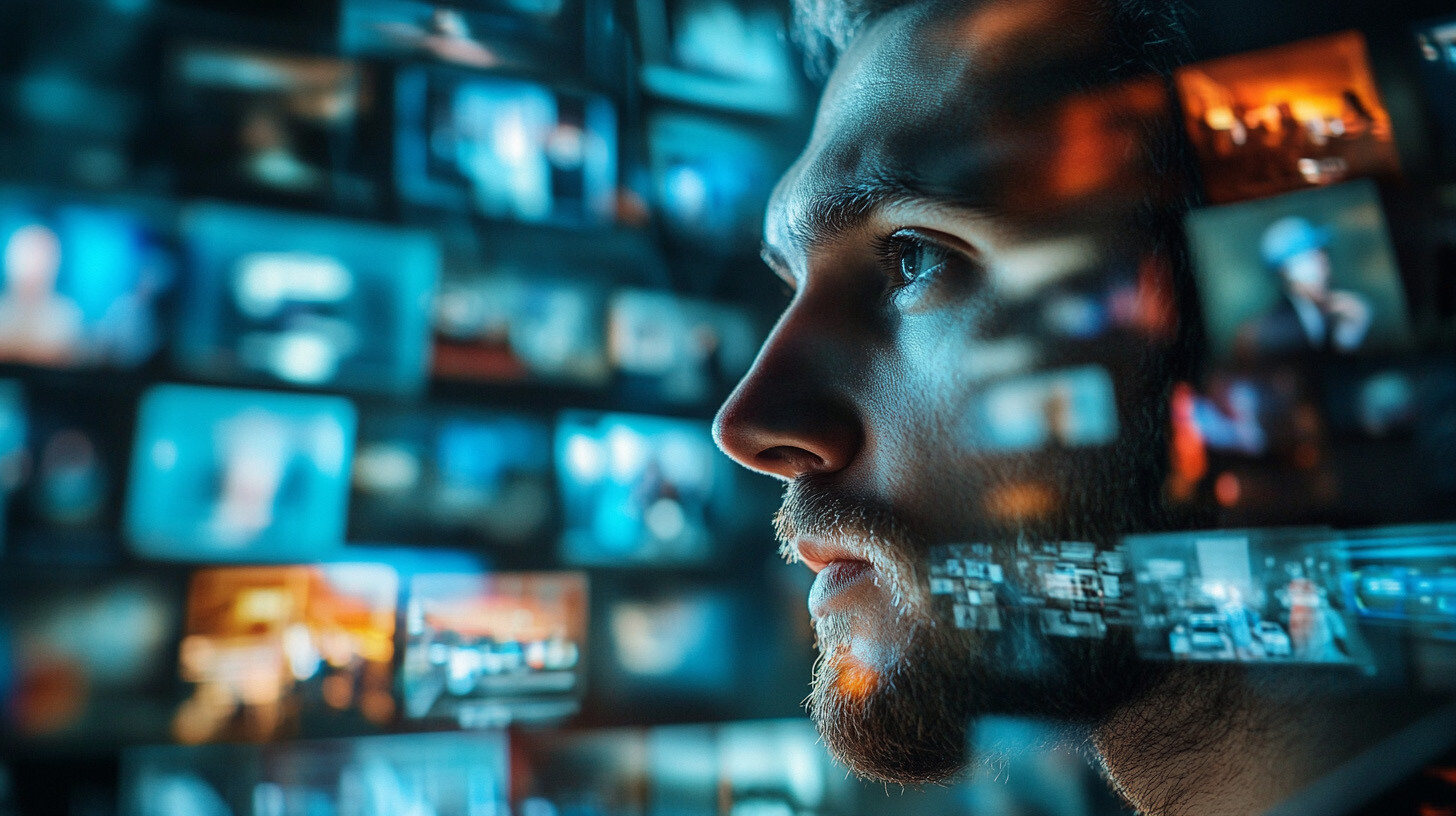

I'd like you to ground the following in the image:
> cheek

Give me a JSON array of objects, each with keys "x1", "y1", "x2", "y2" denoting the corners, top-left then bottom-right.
[{"x1": 854, "y1": 311, "x2": 991, "y2": 492}]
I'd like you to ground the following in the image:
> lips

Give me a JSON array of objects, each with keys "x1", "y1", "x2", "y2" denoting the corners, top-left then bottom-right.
[
  {"x1": 798, "y1": 540, "x2": 876, "y2": 619},
  {"x1": 808, "y1": 559, "x2": 874, "y2": 618}
]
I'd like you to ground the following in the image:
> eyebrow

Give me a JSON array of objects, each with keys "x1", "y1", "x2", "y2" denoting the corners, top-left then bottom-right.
[{"x1": 773, "y1": 176, "x2": 998, "y2": 260}]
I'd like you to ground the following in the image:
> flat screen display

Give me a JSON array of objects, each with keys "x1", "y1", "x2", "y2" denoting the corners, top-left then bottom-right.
[
  {"x1": 176, "y1": 203, "x2": 439, "y2": 393},
  {"x1": 396, "y1": 68, "x2": 617, "y2": 226},
  {"x1": 125, "y1": 384, "x2": 356, "y2": 562}
]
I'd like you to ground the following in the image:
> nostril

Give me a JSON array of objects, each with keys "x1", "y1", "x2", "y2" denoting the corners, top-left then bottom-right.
[{"x1": 757, "y1": 445, "x2": 827, "y2": 477}]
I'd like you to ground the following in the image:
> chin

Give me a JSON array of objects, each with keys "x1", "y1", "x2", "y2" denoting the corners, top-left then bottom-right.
[
  {"x1": 807, "y1": 615, "x2": 975, "y2": 785},
  {"x1": 805, "y1": 605, "x2": 1167, "y2": 786}
]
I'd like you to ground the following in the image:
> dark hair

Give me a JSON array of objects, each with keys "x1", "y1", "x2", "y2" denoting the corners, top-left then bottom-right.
[{"x1": 792, "y1": 0, "x2": 1192, "y2": 83}]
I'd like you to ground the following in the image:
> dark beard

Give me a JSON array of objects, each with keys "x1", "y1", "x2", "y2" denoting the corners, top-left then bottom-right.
[{"x1": 807, "y1": 603, "x2": 1173, "y2": 785}]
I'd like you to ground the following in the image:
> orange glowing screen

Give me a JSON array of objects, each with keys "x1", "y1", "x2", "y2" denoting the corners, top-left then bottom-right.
[
  {"x1": 173, "y1": 564, "x2": 398, "y2": 743},
  {"x1": 1175, "y1": 31, "x2": 1400, "y2": 204}
]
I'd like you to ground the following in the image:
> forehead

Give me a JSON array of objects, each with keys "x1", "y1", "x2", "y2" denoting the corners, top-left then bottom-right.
[{"x1": 766, "y1": 0, "x2": 1117, "y2": 252}]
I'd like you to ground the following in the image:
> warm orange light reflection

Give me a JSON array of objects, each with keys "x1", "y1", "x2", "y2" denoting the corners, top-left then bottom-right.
[
  {"x1": 829, "y1": 650, "x2": 879, "y2": 701},
  {"x1": 985, "y1": 481, "x2": 1059, "y2": 522}
]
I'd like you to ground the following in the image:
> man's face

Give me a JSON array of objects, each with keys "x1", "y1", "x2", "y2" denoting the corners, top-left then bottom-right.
[{"x1": 713, "y1": 0, "x2": 1184, "y2": 784}]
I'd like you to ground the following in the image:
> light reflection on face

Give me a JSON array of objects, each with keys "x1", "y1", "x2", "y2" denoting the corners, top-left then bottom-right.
[{"x1": 713, "y1": 0, "x2": 1189, "y2": 783}]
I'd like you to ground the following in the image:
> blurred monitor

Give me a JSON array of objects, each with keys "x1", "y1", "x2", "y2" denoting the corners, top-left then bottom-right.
[
  {"x1": 1, "y1": 572, "x2": 181, "y2": 745},
  {"x1": 125, "y1": 385, "x2": 356, "y2": 562},
  {"x1": 606, "y1": 289, "x2": 759, "y2": 406},
  {"x1": 395, "y1": 68, "x2": 618, "y2": 226},
  {"x1": 176, "y1": 203, "x2": 440, "y2": 393},
  {"x1": 969, "y1": 366, "x2": 1119, "y2": 452},
  {"x1": 1127, "y1": 529, "x2": 1369, "y2": 666},
  {"x1": 123, "y1": 730, "x2": 508, "y2": 816},
  {"x1": 1416, "y1": 16, "x2": 1456, "y2": 181},
  {"x1": 635, "y1": 0, "x2": 799, "y2": 115},
  {"x1": 340, "y1": 0, "x2": 577, "y2": 71},
  {"x1": 0, "y1": 191, "x2": 172, "y2": 370},
  {"x1": 401, "y1": 571, "x2": 586, "y2": 726},
  {"x1": 648, "y1": 110, "x2": 783, "y2": 248},
  {"x1": 1175, "y1": 31, "x2": 1400, "y2": 204},
  {"x1": 4, "y1": 384, "x2": 133, "y2": 564},
  {"x1": 555, "y1": 411, "x2": 736, "y2": 566},
  {"x1": 171, "y1": 44, "x2": 385, "y2": 209},
  {"x1": 1167, "y1": 368, "x2": 1349, "y2": 523},
  {"x1": 171, "y1": 564, "x2": 399, "y2": 744},
  {"x1": 432, "y1": 267, "x2": 609, "y2": 385},
  {"x1": 1186, "y1": 180, "x2": 1411, "y2": 362},
  {"x1": 0, "y1": 1, "x2": 153, "y2": 189},
  {"x1": 349, "y1": 407, "x2": 555, "y2": 550},
  {"x1": 597, "y1": 585, "x2": 739, "y2": 702}
]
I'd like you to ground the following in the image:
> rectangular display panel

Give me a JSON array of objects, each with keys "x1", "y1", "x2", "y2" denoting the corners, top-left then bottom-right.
[
  {"x1": 1175, "y1": 31, "x2": 1400, "y2": 204},
  {"x1": 395, "y1": 67, "x2": 617, "y2": 226},
  {"x1": 0, "y1": 190, "x2": 172, "y2": 370},
  {"x1": 401, "y1": 571, "x2": 586, "y2": 726},
  {"x1": 555, "y1": 411, "x2": 736, "y2": 566},
  {"x1": 125, "y1": 384, "x2": 356, "y2": 562},
  {"x1": 175, "y1": 203, "x2": 439, "y2": 393}
]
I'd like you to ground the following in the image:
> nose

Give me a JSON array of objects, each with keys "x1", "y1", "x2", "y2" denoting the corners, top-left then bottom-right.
[{"x1": 712, "y1": 298, "x2": 864, "y2": 481}]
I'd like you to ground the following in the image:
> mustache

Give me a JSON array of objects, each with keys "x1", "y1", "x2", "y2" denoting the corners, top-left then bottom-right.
[{"x1": 772, "y1": 477, "x2": 928, "y2": 613}]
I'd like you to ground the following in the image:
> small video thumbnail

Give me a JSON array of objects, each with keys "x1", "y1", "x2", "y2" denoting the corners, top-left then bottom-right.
[
  {"x1": 1127, "y1": 529, "x2": 1368, "y2": 665},
  {"x1": 431, "y1": 267, "x2": 609, "y2": 386},
  {"x1": 1343, "y1": 524, "x2": 1456, "y2": 638},
  {"x1": 3, "y1": 384, "x2": 134, "y2": 564},
  {"x1": 401, "y1": 571, "x2": 586, "y2": 726},
  {"x1": 0, "y1": 191, "x2": 172, "y2": 370},
  {"x1": 607, "y1": 289, "x2": 759, "y2": 406},
  {"x1": 968, "y1": 365, "x2": 1119, "y2": 452},
  {"x1": 123, "y1": 731, "x2": 508, "y2": 816},
  {"x1": 340, "y1": 0, "x2": 573, "y2": 71},
  {"x1": 929, "y1": 541, "x2": 1132, "y2": 638},
  {"x1": 349, "y1": 407, "x2": 555, "y2": 549},
  {"x1": 171, "y1": 44, "x2": 385, "y2": 208},
  {"x1": 1186, "y1": 180, "x2": 1411, "y2": 362},
  {"x1": 171, "y1": 564, "x2": 399, "y2": 744},
  {"x1": 125, "y1": 385, "x2": 356, "y2": 562},
  {"x1": 648, "y1": 110, "x2": 784, "y2": 248},
  {"x1": 556, "y1": 411, "x2": 734, "y2": 566},
  {"x1": 1, "y1": 571, "x2": 181, "y2": 744},
  {"x1": 1415, "y1": 16, "x2": 1456, "y2": 180},
  {"x1": 176, "y1": 203, "x2": 440, "y2": 393},
  {"x1": 635, "y1": 0, "x2": 800, "y2": 115},
  {"x1": 1175, "y1": 31, "x2": 1400, "y2": 204},
  {"x1": 395, "y1": 67, "x2": 618, "y2": 226}
]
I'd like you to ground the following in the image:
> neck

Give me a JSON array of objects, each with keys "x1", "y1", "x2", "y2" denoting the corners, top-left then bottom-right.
[{"x1": 1092, "y1": 665, "x2": 1434, "y2": 816}]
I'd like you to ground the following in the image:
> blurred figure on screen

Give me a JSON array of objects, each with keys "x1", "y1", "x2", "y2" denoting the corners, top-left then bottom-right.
[
  {"x1": 1237, "y1": 216, "x2": 1372, "y2": 355},
  {"x1": 0, "y1": 223, "x2": 84, "y2": 366}
]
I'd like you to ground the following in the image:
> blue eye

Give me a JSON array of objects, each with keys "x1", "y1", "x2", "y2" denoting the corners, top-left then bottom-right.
[
  {"x1": 894, "y1": 238, "x2": 951, "y2": 284},
  {"x1": 874, "y1": 230, "x2": 979, "y2": 299}
]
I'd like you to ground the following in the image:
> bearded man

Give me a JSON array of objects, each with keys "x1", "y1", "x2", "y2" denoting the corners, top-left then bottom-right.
[{"x1": 710, "y1": 0, "x2": 1439, "y2": 813}]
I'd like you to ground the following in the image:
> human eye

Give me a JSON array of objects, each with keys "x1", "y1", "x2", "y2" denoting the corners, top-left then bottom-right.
[{"x1": 872, "y1": 228, "x2": 985, "y2": 304}]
